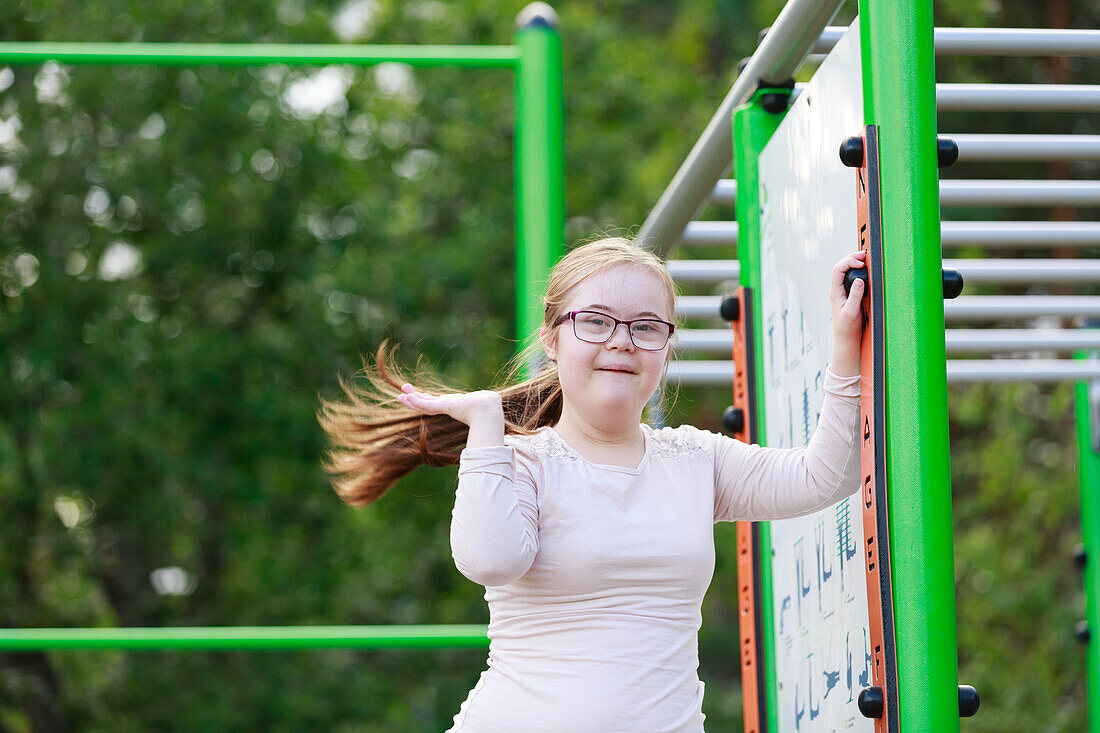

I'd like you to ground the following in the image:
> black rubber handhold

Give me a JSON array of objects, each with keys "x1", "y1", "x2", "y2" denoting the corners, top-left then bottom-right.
[
  {"x1": 722, "y1": 406, "x2": 745, "y2": 436},
  {"x1": 938, "y1": 137, "x2": 959, "y2": 168},
  {"x1": 844, "y1": 267, "x2": 868, "y2": 297},
  {"x1": 1077, "y1": 620, "x2": 1090, "y2": 643},
  {"x1": 857, "y1": 687, "x2": 884, "y2": 718},
  {"x1": 942, "y1": 268, "x2": 964, "y2": 300},
  {"x1": 720, "y1": 295, "x2": 741, "y2": 322},
  {"x1": 760, "y1": 92, "x2": 789, "y2": 113},
  {"x1": 1074, "y1": 543, "x2": 1087, "y2": 570},
  {"x1": 958, "y1": 685, "x2": 980, "y2": 717},
  {"x1": 839, "y1": 136, "x2": 864, "y2": 168}
]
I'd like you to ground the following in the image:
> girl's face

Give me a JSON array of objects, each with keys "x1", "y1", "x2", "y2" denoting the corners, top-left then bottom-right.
[{"x1": 540, "y1": 265, "x2": 672, "y2": 428}]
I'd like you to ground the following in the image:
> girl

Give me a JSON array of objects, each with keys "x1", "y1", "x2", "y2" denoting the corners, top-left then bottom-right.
[{"x1": 319, "y1": 237, "x2": 867, "y2": 732}]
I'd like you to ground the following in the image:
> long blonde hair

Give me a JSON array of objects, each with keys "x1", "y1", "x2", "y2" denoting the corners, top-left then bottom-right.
[{"x1": 317, "y1": 237, "x2": 677, "y2": 506}]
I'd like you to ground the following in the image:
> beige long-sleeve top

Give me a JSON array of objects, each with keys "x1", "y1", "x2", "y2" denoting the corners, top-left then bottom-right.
[{"x1": 446, "y1": 369, "x2": 861, "y2": 733}]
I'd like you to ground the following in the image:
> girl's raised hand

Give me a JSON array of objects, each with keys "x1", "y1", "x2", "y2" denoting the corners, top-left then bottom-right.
[
  {"x1": 398, "y1": 384, "x2": 505, "y2": 448},
  {"x1": 827, "y1": 250, "x2": 867, "y2": 377}
]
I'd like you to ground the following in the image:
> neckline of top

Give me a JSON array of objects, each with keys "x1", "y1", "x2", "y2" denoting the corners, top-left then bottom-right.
[{"x1": 542, "y1": 424, "x2": 652, "y2": 474}]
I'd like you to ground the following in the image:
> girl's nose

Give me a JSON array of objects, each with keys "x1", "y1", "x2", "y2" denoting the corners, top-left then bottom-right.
[{"x1": 606, "y1": 322, "x2": 636, "y2": 350}]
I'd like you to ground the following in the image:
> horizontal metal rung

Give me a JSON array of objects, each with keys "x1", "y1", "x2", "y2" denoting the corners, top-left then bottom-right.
[
  {"x1": 951, "y1": 134, "x2": 1100, "y2": 162},
  {"x1": 667, "y1": 260, "x2": 740, "y2": 283},
  {"x1": 674, "y1": 329, "x2": 733, "y2": 354},
  {"x1": 941, "y1": 221, "x2": 1100, "y2": 247},
  {"x1": 941, "y1": 180, "x2": 1100, "y2": 207},
  {"x1": 814, "y1": 27, "x2": 1100, "y2": 56},
  {"x1": 945, "y1": 259, "x2": 1100, "y2": 283},
  {"x1": 945, "y1": 296, "x2": 1100, "y2": 320},
  {"x1": 678, "y1": 221, "x2": 738, "y2": 246},
  {"x1": 946, "y1": 329, "x2": 1100, "y2": 353},
  {"x1": 938, "y1": 84, "x2": 1100, "y2": 112},
  {"x1": 666, "y1": 358, "x2": 1100, "y2": 385}
]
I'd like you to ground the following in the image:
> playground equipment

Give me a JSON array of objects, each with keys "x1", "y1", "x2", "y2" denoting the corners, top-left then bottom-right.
[
  {"x1": 641, "y1": 0, "x2": 1099, "y2": 730},
  {"x1": 2, "y1": 0, "x2": 1099, "y2": 730},
  {"x1": 0, "y1": 2, "x2": 564, "y2": 653}
]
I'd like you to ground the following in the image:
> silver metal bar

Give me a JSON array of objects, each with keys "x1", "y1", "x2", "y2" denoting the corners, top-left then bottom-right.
[
  {"x1": 937, "y1": 84, "x2": 1100, "y2": 111},
  {"x1": 941, "y1": 221, "x2": 1100, "y2": 248},
  {"x1": 814, "y1": 27, "x2": 1100, "y2": 56},
  {"x1": 943, "y1": 259, "x2": 1100, "y2": 283},
  {"x1": 941, "y1": 180, "x2": 1100, "y2": 207},
  {"x1": 946, "y1": 329, "x2": 1100, "y2": 353},
  {"x1": 670, "y1": 258, "x2": 1100, "y2": 288},
  {"x1": 709, "y1": 180, "x2": 737, "y2": 207},
  {"x1": 951, "y1": 133, "x2": 1100, "y2": 161},
  {"x1": 667, "y1": 260, "x2": 740, "y2": 283},
  {"x1": 674, "y1": 329, "x2": 734, "y2": 354},
  {"x1": 635, "y1": 0, "x2": 845, "y2": 256},
  {"x1": 946, "y1": 360, "x2": 1100, "y2": 382},
  {"x1": 667, "y1": 358, "x2": 1100, "y2": 385},
  {"x1": 678, "y1": 221, "x2": 738, "y2": 247},
  {"x1": 675, "y1": 296, "x2": 723, "y2": 319},
  {"x1": 945, "y1": 296, "x2": 1100, "y2": 320}
]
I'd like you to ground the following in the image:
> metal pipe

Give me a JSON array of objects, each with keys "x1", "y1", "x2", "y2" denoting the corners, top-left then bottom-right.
[
  {"x1": 942, "y1": 259, "x2": 1100, "y2": 283},
  {"x1": 814, "y1": 26, "x2": 1100, "y2": 56},
  {"x1": 951, "y1": 134, "x2": 1100, "y2": 161},
  {"x1": 0, "y1": 42, "x2": 520, "y2": 68},
  {"x1": 674, "y1": 328, "x2": 1100, "y2": 356},
  {"x1": 0, "y1": 624, "x2": 490, "y2": 650},
  {"x1": 666, "y1": 358, "x2": 1100, "y2": 385},
  {"x1": 937, "y1": 83, "x2": 1100, "y2": 111},
  {"x1": 940, "y1": 180, "x2": 1100, "y2": 207},
  {"x1": 709, "y1": 180, "x2": 737, "y2": 206},
  {"x1": 941, "y1": 221, "x2": 1100, "y2": 248},
  {"x1": 667, "y1": 260, "x2": 740, "y2": 283},
  {"x1": 945, "y1": 329, "x2": 1100, "y2": 353},
  {"x1": 678, "y1": 221, "x2": 738, "y2": 247},
  {"x1": 635, "y1": 0, "x2": 846, "y2": 256},
  {"x1": 944, "y1": 296, "x2": 1100, "y2": 320}
]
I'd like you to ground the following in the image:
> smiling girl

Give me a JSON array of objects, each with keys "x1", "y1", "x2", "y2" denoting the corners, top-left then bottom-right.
[{"x1": 319, "y1": 237, "x2": 866, "y2": 732}]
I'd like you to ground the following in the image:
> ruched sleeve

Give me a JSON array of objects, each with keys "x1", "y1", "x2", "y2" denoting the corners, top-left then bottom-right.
[
  {"x1": 450, "y1": 443, "x2": 540, "y2": 587},
  {"x1": 712, "y1": 368, "x2": 862, "y2": 522}
]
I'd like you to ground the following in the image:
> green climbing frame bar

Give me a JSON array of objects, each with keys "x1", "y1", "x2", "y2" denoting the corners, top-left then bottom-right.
[
  {"x1": 0, "y1": 3, "x2": 563, "y2": 651},
  {"x1": 860, "y1": 0, "x2": 961, "y2": 728},
  {"x1": 1076, "y1": 357, "x2": 1100, "y2": 733}
]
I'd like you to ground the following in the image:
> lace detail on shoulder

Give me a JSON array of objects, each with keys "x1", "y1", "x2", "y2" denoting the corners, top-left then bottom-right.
[
  {"x1": 647, "y1": 424, "x2": 707, "y2": 460},
  {"x1": 507, "y1": 428, "x2": 581, "y2": 461}
]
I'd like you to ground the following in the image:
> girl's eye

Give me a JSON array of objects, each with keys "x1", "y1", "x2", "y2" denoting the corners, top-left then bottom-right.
[{"x1": 634, "y1": 322, "x2": 654, "y2": 333}]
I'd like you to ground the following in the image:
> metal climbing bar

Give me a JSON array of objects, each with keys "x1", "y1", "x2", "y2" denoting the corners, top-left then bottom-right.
[{"x1": 814, "y1": 26, "x2": 1100, "y2": 56}]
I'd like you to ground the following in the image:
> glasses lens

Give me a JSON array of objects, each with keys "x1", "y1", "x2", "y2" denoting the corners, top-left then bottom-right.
[
  {"x1": 630, "y1": 320, "x2": 671, "y2": 350},
  {"x1": 573, "y1": 312, "x2": 614, "y2": 342}
]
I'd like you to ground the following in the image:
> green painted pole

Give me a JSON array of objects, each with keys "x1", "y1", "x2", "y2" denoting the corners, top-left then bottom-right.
[
  {"x1": 733, "y1": 89, "x2": 789, "y2": 731},
  {"x1": 859, "y1": 0, "x2": 961, "y2": 729},
  {"x1": 0, "y1": 42, "x2": 519, "y2": 68},
  {"x1": 513, "y1": 4, "x2": 565, "y2": 352},
  {"x1": 0, "y1": 624, "x2": 489, "y2": 651},
  {"x1": 1075, "y1": 355, "x2": 1100, "y2": 733}
]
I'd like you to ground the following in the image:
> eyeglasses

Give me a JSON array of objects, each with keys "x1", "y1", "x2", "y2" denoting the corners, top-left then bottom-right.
[{"x1": 552, "y1": 310, "x2": 675, "y2": 351}]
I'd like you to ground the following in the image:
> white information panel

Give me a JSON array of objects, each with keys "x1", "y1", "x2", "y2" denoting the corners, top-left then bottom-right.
[{"x1": 757, "y1": 22, "x2": 872, "y2": 732}]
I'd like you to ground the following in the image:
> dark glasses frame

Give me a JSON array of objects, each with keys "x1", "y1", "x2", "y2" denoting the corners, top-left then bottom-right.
[{"x1": 552, "y1": 310, "x2": 676, "y2": 351}]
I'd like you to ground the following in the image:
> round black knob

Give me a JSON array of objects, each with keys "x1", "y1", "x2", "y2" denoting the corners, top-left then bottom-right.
[
  {"x1": 942, "y1": 268, "x2": 964, "y2": 300},
  {"x1": 938, "y1": 137, "x2": 959, "y2": 168},
  {"x1": 760, "y1": 92, "x2": 788, "y2": 114},
  {"x1": 857, "y1": 686, "x2": 884, "y2": 718},
  {"x1": 958, "y1": 685, "x2": 980, "y2": 718},
  {"x1": 839, "y1": 136, "x2": 864, "y2": 168},
  {"x1": 844, "y1": 267, "x2": 868, "y2": 297},
  {"x1": 1074, "y1": 543, "x2": 1087, "y2": 570},
  {"x1": 1077, "y1": 620, "x2": 1091, "y2": 643},
  {"x1": 719, "y1": 295, "x2": 741, "y2": 322},
  {"x1": 722, "y1": 406, "x2": 744, "y2": 436}
]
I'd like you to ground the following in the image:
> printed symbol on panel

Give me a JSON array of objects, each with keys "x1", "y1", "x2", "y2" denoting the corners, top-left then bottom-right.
[
  {"x1": 845, "y1": 631, "x2": 854, "y2": 702},
  {"x1": 836, "y1": 500, "x2": 858, "y2": 593},
  {"x1": 814, "y1": 517, "x2": 834, "y2": 616},
  {"x1": 794, "y1": 684, "x2": 805, "y2": 731},
  {"x1": 859, "y1": 626, "x2": 872, "y2": 689},
  {"x1": 823, "y1": 667, "x2": 840, "y2": 700},
  {"x1": 780, "y1": 595, "x2": 792, "y2": 636},
  {"x1": 807, "y1": 653, "x2": 821, "y2": 721},
  {"x1": 794, "y1": 538, "x2": 811, "y2": 627}
]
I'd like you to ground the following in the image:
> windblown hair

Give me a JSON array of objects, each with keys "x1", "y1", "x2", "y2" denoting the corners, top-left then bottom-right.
[{"x1": 317, "y1": 237, "x2": 677, "y2": 506}]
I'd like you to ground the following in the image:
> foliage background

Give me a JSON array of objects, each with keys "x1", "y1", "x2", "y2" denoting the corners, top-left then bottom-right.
[{"x1": 0, "y1": 0, "x2": 1097, "y2": 730}]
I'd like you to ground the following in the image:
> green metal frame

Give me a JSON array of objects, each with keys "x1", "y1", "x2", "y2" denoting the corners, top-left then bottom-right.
[
  {"x1": 859, "y1": 0, "x2": 961, "y2": 729},
  {"x1": 734, "y1": 4, "x2": 959, "y2": 728},
  {"x1": 733, "y1": 89, "x2": 790, "y2": 733},
  {"x1": 0, "y1": 15, "x2": 563, "y2": 652},
  {"x1": 1076, "y1": 355, "x2": 1100, "y2": 733}
]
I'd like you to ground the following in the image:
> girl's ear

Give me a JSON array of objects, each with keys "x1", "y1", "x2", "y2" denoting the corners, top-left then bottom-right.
[{"x1": 539, "y1": 324, "x2": 557, "y2": 361}]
